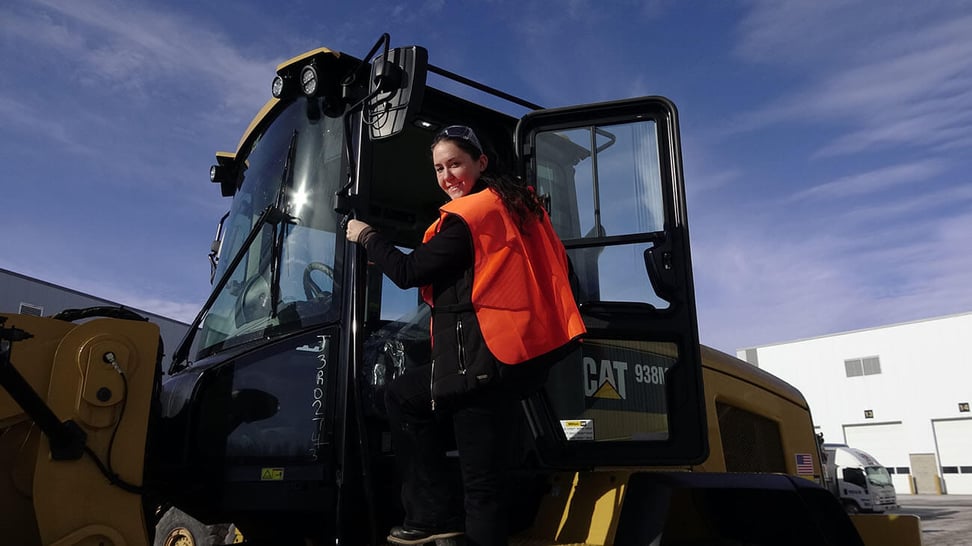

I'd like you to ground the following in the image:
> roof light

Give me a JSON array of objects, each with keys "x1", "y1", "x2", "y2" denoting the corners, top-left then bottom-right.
[{"x1": 300, "y1": 65, "x2": 318, "y2": 96}]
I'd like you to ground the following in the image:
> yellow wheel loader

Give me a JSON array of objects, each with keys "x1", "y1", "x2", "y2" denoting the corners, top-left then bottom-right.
[{"x1": 0, "y1": 33, "x2": 921, "y2": 546}]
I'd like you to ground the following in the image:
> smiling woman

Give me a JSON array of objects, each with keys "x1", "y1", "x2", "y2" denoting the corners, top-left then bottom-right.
[
  {"x1": 431, "y1": 134, "x2": 488, "y2": 200},
  {"x1": 345, "y1": 119, "x2": 586, "y2": 546}
]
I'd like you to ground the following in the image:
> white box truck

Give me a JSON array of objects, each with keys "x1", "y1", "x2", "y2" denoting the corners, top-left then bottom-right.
[{"x1": 823, "y1": 443, "x2": 899, "y2": 513}]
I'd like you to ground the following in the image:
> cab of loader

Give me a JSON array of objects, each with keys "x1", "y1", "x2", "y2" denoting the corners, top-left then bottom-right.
[{"x1": 153, "y1": 35, "x2": 704, "y2": 544}]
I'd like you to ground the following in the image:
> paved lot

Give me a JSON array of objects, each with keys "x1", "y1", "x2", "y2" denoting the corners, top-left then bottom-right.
[{"x1": 898, "y1": 494, "x2": 972, "y2": 545}]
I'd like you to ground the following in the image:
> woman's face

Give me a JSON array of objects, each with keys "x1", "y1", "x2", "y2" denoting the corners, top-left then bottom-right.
[{"x1": 432, "y1": 140, "x2": 488, "y2": 200}]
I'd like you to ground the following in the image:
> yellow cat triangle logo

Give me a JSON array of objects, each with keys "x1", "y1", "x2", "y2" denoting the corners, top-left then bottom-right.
[{"x1": 593, "y1": 381, "x2": 622, "y2": 399}]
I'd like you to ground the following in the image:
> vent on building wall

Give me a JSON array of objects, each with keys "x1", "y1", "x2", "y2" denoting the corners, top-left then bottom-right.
[
  {"x1": 844, "y1": 356, "x2": 881, "y2": 377},
  {"x1": 744, "y1": 348, "x2": 759, "y2": 366},
  {"x1": 19, "y1": 303, "x2": 44, "y2": 317}
]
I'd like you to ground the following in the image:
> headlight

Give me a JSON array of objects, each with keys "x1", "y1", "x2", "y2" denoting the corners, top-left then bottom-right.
[{"x1": 271, "y1": 75, "x2": 286, "y2": 98}]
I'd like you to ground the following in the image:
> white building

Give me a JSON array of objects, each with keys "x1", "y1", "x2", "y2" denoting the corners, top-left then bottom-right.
[{"x1": 738, "y1": 311, "x2": 972, "y2": 495}]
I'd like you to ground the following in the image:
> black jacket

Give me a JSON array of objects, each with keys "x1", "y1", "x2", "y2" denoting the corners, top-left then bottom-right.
[{"x1": 363, "y1": 215, "x2": 496, "y2": 405}]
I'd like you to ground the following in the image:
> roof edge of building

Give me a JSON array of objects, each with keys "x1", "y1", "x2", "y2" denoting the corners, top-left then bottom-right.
[
  {"x1": 1, "y1": 267, "x2": 192, "y2": 327},
  {"x1": 737, "y1": 309, "x2": 972, "y2": 353}
]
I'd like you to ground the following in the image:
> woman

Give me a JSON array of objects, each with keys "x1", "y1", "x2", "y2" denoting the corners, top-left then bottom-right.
[{"x1": 345, "y1": 125, "x2": 585, "y2": 546}]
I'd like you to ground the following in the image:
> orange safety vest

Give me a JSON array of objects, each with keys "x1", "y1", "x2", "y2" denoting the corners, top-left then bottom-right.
[{"x1": 421, "y1": 189, "x2": 586, "y2": 365}]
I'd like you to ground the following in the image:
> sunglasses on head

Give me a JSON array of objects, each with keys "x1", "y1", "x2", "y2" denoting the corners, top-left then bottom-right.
[{"x1": 438, "y1": 125, "x2": 483, "y2": 153}]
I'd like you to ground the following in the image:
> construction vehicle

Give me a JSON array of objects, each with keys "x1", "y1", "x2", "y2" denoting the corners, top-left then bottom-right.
[
  {"x1": 823, "y1": 443, "x2": 899, "y2": 514},
  {"x1": 0, "y1": 34, "x2": 922, "y2": 545}
]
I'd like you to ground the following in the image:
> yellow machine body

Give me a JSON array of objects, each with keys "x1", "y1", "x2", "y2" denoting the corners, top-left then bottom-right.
[{"x1": 0, "y1": 313, "x2": 159, "y2": 546}]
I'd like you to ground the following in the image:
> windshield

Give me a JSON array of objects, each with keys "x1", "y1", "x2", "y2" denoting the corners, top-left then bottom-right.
[
  {"x1": 866, "y1": 466, "x2": 893, "y2": 487},
  {"x1": 196, "y1": 98, "x2": 345, "y2": 358}
]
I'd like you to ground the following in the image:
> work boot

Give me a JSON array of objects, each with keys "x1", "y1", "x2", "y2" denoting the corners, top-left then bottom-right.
[{"x1": 387, "y1": 525, "x2": 463, "y2": 545}]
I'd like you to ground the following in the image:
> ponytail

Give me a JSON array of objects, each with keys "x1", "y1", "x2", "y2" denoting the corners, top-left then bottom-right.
[{"x1": 480, "y1": 172, "x2": 545, "y2": 232}]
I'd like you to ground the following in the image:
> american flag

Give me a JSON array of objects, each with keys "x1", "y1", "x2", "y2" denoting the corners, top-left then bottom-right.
[{"x1": 795, "y1": 453, "x2": 815, "y2": 475}]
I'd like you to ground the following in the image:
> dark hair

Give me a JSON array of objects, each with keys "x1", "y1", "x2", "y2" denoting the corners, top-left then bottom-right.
[{"x1": 432, "y1": 127, "x2": 546, "y2": 231}]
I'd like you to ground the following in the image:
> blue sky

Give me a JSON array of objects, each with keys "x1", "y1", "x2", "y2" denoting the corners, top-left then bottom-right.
[{"x1": 2, "y1": 0, "x2": 971, "y2": 354}]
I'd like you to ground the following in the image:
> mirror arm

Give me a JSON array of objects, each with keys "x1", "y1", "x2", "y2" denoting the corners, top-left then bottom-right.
[
  {"x1": 341, "y1": 33, "x2": 391, "y2": 90},
  {"x1": 208, "y1": 210, "x2": 231, "y2": 284}
]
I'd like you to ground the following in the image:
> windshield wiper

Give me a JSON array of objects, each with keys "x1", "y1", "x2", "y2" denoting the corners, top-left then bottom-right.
[
  {"x1": 170, "y1": 132, "x2": 300, "y2": 374},
  {"x1": 269, "y1": 130, "x2": 300, "y2": 320}
]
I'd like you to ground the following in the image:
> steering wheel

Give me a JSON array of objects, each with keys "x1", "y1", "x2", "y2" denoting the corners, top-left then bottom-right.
[
  {"x1": 303, "y1": 262, "x2": 335, "y2": 300},
  {"x1": 234, "y1": 274, "x2": 270, "y2": 327}
]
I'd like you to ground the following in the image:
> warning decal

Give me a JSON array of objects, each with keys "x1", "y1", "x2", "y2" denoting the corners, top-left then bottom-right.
[{"x1": 560, "y1": 419, "x2": 595, "y2": 441}]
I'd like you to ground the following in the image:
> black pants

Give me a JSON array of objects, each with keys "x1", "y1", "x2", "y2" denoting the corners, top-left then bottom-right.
[{"x1": 385, "y1": 363, "x2": 518, "y2": 546}]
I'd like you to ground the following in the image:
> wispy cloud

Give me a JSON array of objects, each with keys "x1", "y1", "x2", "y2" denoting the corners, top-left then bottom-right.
[
  {"x1": 839, "y1": 182, "x2": 972, "y2": 225},
  {"x1": 694, "y1": 226, "x2": 855, "y2": 351},
  {"x1": 25, "y1": 0, "x2": 274, "y2": 114},
  {"x1": 0, "y1": 94, "x2": 97, "y2": 156},
  {"x1": 0, "y1": 0, "x2": 288, "y2": 199},
  {"x1": 680, "y1": 1, "x2": 972, "y2": 352},
  {"x1": 0, "y1": 0, "x2": 275, "y2": 323},
  {"x1": 790, "y1": 160, "x2": 948, "y2": 201},
  {"x1": 694, "y1": 203, "x2": 972, "y2": 351},
  {"x1": 730, "y1": 4, "x2": 972, "y2": 157}
]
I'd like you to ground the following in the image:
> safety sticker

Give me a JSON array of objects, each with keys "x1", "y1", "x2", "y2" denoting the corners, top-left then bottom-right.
[
  {"x1": 560, "y1": 419, "x2": 594, "y2": 441},
  {"x1": 261, "y1": 467, "x2": 285, "y2": 481}
]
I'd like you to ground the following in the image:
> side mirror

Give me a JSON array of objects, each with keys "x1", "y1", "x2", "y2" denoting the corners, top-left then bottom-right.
[{"x1": 368, "y1": 46, "x2": 428, "y2": 140}]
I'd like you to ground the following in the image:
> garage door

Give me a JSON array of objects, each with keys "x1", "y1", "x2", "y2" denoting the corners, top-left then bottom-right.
[
  {"x1": 933, "y1": 418, "x2": 972, "y2": 495},
  {"x1": 843, "y1": 422, "x2": 911, "y2": 495}
]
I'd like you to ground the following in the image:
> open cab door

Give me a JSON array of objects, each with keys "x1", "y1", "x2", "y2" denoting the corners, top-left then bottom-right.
[{"x1": 515, "y1": 97, "x2": 707, "y2": 466}]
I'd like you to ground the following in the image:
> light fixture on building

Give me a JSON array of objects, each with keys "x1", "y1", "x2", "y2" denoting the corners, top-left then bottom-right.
[
  {"x1": 864, "y1": 409, "x2": 874, "y2": 419},
  {"x1": 960, "y1": 402, "x2": 970, "y2": 413}
]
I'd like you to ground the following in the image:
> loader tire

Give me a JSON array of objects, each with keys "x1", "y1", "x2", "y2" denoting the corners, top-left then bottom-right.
[{"x1": 155, "y1": 507, "x2": 233, "y2": 546}]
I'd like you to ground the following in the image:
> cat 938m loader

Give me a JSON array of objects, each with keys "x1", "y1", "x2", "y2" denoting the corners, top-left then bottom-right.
[{"x1": 1, "y1": 34, "x2": 922, "y2": 546}]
